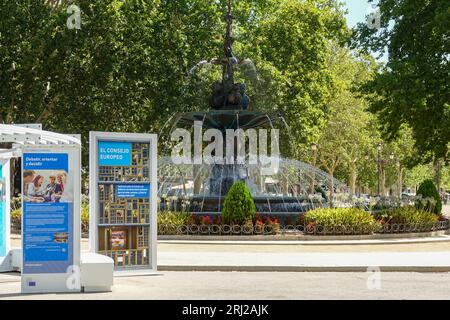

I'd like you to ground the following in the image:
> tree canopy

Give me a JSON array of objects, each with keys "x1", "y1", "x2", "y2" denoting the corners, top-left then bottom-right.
[
  {"x1": 0, "y1": 0, "x2": 350, "y2": 164},
  {"x1": 1, "y1": 0, "x2": 447, "y2": 194},
  {"x1": 353, "y1": 0, "x2": 450, "y2": 164}
]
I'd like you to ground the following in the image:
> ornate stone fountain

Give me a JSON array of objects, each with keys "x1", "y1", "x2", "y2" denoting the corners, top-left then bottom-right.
[{"x1": 158, "y1": 0, "x2": 349, "y2": 220}]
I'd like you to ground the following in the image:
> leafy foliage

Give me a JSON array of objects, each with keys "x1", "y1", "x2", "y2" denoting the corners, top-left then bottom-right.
[
  {"x1": 375, "y1": 206, "x2": 440, "y2": 225},
  {"x1": 157, "y1": 211, "x2": 192, "y2": 226},
  {"x1": 304, "y1": 207, "x2": 378, "y2": 231},
  {"x1": 222, "y1": 180, "x2": 256, "y2": 224},
  {"x1": 0, "y1": 0, "x2": 350, "y2": 165},
  {"x1": 81, "y1": 200, "x2": 89, "y2": 227},
  {"x1": 353, "y1": 0, "x2": 450, "y2": 163},
  {"x1": 416, "y1": 179, "x2": 442, "y2": 214},
  {"x1": 313, "y1": 45, "x2": 378, "y2": 196}
]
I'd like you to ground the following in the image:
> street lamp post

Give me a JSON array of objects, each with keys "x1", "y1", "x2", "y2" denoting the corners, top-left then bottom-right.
[
  {"x1": 368, "y1": 144, "x2": 394, "y2": 197},
  {"x1": 377, "y1": 143, "x2": 382, "y2": 196},
  {"x1": 309, "y1": 143, "x2": 318, "y2": 194},
  {"x1": 396, "y1": 160, "x2": 402, "y2": 198},
  {"x1": 387, "y1": 152, "x2": 394, "y2": 196}
]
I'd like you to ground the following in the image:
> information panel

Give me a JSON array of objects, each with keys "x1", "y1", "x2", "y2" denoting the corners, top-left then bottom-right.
[
  {"x1": 98, "y1": 141, "x2": 132, "y2": 166},
  {"x1": 0, "y1": 159, "x2": 11, "y2": 272},
  {"x1": 0, "y1": 164, "x2": 5, "y2": 258},
  {"x1": 90, "y1": 132, "x2": 157, "y2": 273},
  {"x1": 116, "y1": 184, "x2": 150, "y2": 198},
  {"x1": 21, "y1": 146, "x2": 81, "y2": 293}
]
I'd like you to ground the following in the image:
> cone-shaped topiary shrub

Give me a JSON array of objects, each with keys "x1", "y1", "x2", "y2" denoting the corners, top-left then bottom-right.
[
  {"x1": 222, "y1": 180, "x2": 256, "y2": 225},
  {"x1": 417, "y1": 179, "x2": 442, "y2": 214}
]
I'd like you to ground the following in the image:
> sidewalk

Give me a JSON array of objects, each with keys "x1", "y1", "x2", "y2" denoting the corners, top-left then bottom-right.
[{"x1": 158, "y1": 251, "x2": 450, "y2": 272}]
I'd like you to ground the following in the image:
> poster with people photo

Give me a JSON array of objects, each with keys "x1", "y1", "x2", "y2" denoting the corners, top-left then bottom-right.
[{"x1": 22, "y1": 170, "x2": 71, "y2": 203}]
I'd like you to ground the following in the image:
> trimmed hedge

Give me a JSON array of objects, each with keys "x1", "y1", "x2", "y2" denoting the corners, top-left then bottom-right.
[
  {"x1": 222, "y1": 180, "x2": 256, "y2": 225},
  {"x1": 157, "y1": 211, "x2": 191, "y2": 226},
  {"x1": 375, "y1": 206, "x2": 440, "y2": 224},
  {"x1": 304, "y1": 207, "x2": 378, "y2": 231},
  {"x1": 417, "y1": 179, "x2": 442, "y2": 214}
]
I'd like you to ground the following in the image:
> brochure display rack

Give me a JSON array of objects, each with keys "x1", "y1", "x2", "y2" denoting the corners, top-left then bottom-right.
[{"x1": 89, "y1": 132, "x2": 157, "y2": 273}]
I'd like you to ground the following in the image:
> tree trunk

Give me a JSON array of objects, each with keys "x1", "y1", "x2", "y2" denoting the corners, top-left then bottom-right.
[
  {"x1": 380, "y1": 165, "x2": 386, "y2": 196},
  {"x1": 434, "y1": 158, "x2": 441, "y2": 192},
  {"x1": 397, "y1": 165, "x2": 403, "y2": 198},
  {"x1": 349, "y1": 162, "x2": 357, "y2": 195},
  {"x1": 309, "y1": 171, "x2": 316, "y2": 194},
  {"x1": 328, "y1": 169, "x2": 334, "y2": 208},
  {"x1": 193, "y1": 164, "x2": 202, "y2": 194}
]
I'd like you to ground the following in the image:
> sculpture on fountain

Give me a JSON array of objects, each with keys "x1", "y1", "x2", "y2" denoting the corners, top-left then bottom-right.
[{"x1": 209, "y1": 0, "x2": 250, "y2": 111}]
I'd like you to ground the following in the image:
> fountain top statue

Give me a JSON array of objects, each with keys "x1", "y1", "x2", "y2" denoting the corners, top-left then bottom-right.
[
  {"x1": 209, "y1": 0, "x2": 250, "y2": 110},
  {"x1": 178, "y1": 0, "x2": 281, "y2": 131}
]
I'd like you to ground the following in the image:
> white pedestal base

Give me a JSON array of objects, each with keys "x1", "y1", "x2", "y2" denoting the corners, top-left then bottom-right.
[{"x1": 80, "y1": 252, "x2": 114, "y2": 292}]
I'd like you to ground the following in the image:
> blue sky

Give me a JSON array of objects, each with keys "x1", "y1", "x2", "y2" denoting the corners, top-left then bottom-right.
[
  {"x1": 343, "y1": 0, "x2": 387, "y2": 62},
  {"x1": 343, "y1": 0, "x2": 374, "y2": 28}
]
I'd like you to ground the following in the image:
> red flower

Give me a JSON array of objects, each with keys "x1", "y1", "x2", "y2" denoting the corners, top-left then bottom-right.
[
  {"x1": 213, "y1": 216, "x2": 222, "y2": 225},
  {"x1": 255, "y1": 219, "x2": 264, "y2": 226},
  {"x1": 200, "y1": 215, "x2": 213, "y2": 225}
]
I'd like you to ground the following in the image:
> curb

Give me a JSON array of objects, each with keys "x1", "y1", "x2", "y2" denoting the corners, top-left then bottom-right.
[
  {"x1": 158, "y1": 230, "x2": 450, "y2": 245},
  {"x1": 157, "y1": 265, "x2": 450, "y2": 272}
]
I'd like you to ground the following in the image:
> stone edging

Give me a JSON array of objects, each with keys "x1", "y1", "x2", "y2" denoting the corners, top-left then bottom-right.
[{"x1": 158, "y1": 229, "x2": 450, "y2": 242}]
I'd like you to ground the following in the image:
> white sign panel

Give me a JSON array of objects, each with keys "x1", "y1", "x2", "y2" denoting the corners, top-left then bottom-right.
[
  {"x1": 0, "y1": 159, "x2": 11, "y2": 272},
  {"x1": 89, "y1": 132, "x2": 157, "y2": 274},
  {"x1": 21, "y1": 145, "x2": 81, "y2": 293}
]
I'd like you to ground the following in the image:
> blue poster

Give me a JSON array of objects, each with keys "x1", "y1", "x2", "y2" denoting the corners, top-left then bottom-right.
[
  {"x1": 23, "y1": 153, "x2": 68, "y2": 172},
  {"x1": 98, "y1": 141, "x2": 132, "y2": 166},
  {"x1": 0, "y1": 164, "x2": 5, "y2": 258},
  {"x1": 22, "y1": 153, "x2": 72, "y2": 274},
  {"x1": 117, "y1": 184, "x2": 150, "y2": 198}
]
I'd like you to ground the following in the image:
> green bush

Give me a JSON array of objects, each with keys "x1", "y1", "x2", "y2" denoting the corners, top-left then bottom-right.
[
  {"x1": 81, "y1": 201, "x2": 90, "y2": 226},
  {"x1": 11, "y1": 208, "x2": 21, "y2": 220},
  {"x1": 416, "y1": 179, "x2": 442, "y2": 214},
  {"x1": 222, "y1": 181, "x2": 256, "y2": 225},
  {"x1": 375, "y1": 206, "x2": 440, "y2": 224},
  {"x1": 304, "y1": 208, "x2": 378, "y2": 231},
  {"x1": 158, "y1": 211, "x2": 191, "y2": 226}
]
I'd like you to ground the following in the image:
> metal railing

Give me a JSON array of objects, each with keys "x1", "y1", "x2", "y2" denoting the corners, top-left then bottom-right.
[{"x1": 158, "y1": 219, "x2": 450, "y2": 236}]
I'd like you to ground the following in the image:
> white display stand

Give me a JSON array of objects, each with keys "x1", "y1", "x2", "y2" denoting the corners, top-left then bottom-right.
[
  {"x1": 0, "y1": 158, "x2": 11, "y2": 272},
  {"x1": 21, "y1": 144, "x2": 81, "y2": 293},
  {"x1": 80, "y1": 252, "x2": 114, "y2": 292},
  {"x1": 89, "y1": 132, "x2": 157, "y2": 275},
  {"x1": 0, "y1": 125, "x2": 114, "y2": 294}
]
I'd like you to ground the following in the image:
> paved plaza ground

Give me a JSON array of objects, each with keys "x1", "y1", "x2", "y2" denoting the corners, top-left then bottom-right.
[
  {"x1": 1, "y1": 271, "x2": 450, "y2": 300},
  {"x1": 1, "y1": 205, "x2": 449, "y2": 299}
]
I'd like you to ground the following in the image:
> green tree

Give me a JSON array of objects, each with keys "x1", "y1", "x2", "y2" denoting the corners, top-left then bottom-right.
[
  {"x1": 247, "y1": 0, "x2": 350, "y2": 158},
  {"x1": 315, "y1": 46, "x2": 378, "y2": 199},
  {"x1": 222, "y1": 180, "x2": 256, "y2": 224},
  {"x1": 404, "y1": 164, "x2": 434, "y2": 192},
  {"x1": 417, "y1": 179, "x2": 442, "y2": 214},
  {"x1": 1, "y1": 0, "x2": 351, "y2": 168},
  {"x1": 353, "y1": 0, "x2": 450, "y2": 165}
]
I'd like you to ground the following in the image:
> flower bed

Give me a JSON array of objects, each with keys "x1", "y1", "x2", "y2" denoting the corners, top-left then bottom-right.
[
  {"x1": 157, "y1": 206, "x2": 449, "y2": 236},
  {"x1": 303, "y1": 208, "x2": 379, "y2": 235},
  {"x1": 9, "y1": 194, "x2": 449, "y2": 237}
]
